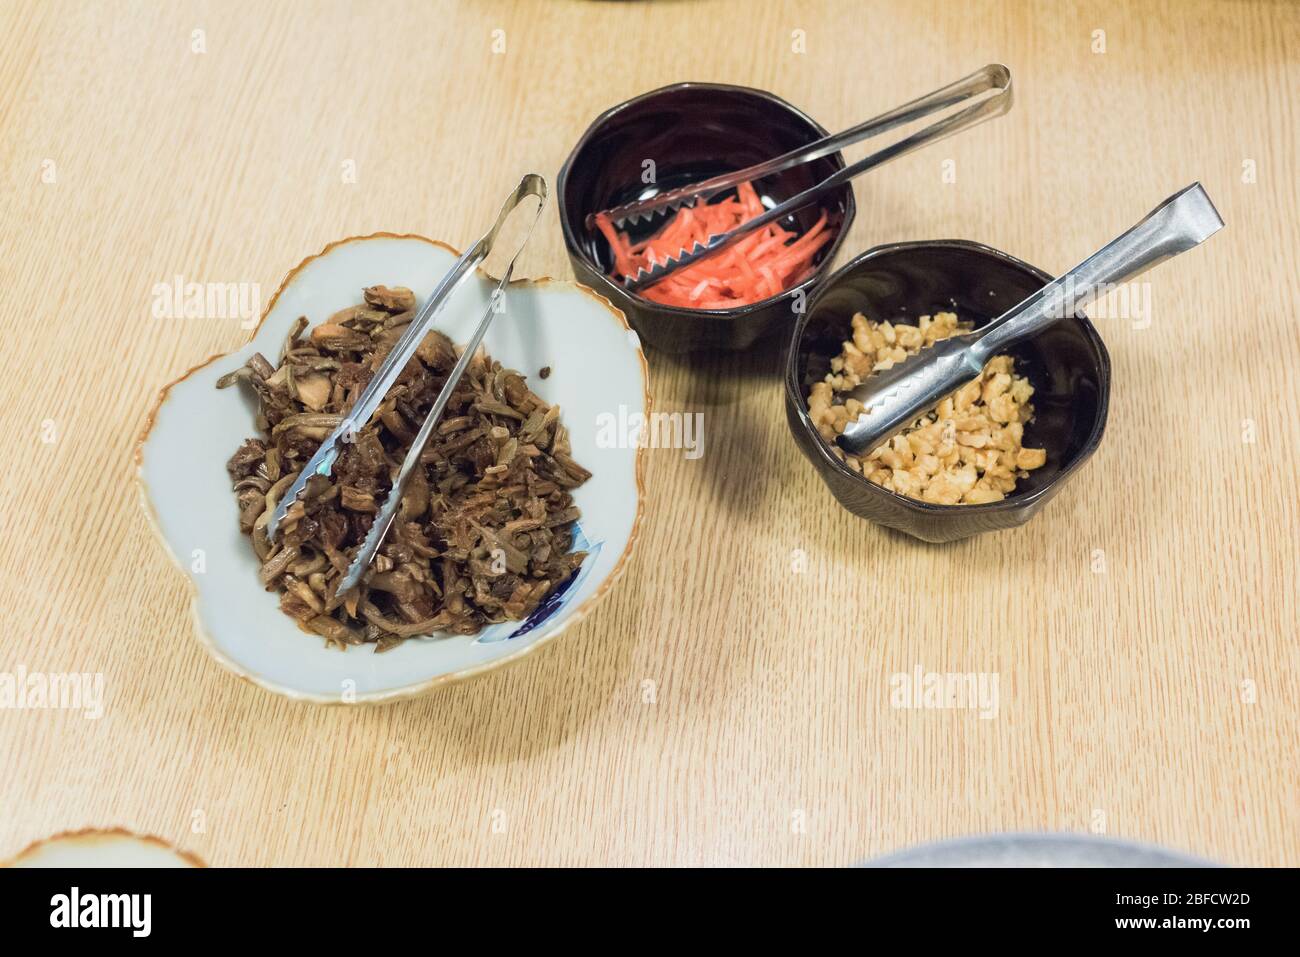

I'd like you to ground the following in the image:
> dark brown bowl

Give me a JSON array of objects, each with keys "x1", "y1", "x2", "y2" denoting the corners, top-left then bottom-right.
[
  {"x1": 558, "y1": 82, "x2": 856, "y2": 354},
  {"x1": 784, "y1": 240, "x2": 1110, "y2": 542}
]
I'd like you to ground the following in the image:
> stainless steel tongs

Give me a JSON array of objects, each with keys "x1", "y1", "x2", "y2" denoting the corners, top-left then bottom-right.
[
  {"x1": 837, "y1": 183, "x2": 1225, "y2": 456},
  {"x1": 588, "y1": 64, "x2": 1013, "y2": 291},
  {"x1": 267, "y1": 174, "x2": 548, "y2": 594}
]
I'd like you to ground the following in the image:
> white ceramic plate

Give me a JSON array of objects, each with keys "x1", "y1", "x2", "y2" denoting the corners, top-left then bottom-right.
[
  {"x1": 137, "y1": 234, "x2": 648, "y2": 704},
  {"x1": 864, "y1": 832, "x2": 1214, "y2": 867},
  {"x1": 5, "y1": 829, "x2": 204, "y2": 867}
]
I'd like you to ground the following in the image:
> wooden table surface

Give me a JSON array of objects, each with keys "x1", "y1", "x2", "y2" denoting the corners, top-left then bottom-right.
[{"x1": 1, "y1": 0, "x2": 1296, "y2": 867}]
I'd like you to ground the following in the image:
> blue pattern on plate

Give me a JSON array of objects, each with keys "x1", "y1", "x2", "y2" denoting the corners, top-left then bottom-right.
[{"x1": 474, "y1": 522, "x2": 603, "y2": 644}]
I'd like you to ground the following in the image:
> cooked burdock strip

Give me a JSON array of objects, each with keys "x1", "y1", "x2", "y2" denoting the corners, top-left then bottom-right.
[{"x1": 218, "y1": 285, "x2": 589, "y2": 647}]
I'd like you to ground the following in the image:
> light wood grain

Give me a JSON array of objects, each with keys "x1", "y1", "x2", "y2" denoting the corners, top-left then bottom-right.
[{"x1": 0, "y1": 0, "x2": 1296, "y2": 867}]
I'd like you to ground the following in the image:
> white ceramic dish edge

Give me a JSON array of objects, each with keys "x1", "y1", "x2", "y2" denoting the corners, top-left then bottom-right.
[
  {"x1": 863, "y1": 831, "x2": 1217, "y2": 867},
  {"x1": 4, "y1": 828, "x2": 206, "y2": 867}
]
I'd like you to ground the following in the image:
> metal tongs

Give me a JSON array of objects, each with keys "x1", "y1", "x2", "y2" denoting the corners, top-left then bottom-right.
[
  {"x1": 267, "y1": 174, "x2": 548, "y2": 596},
  {"x1": 588, "y1": 64, "x2": 1013, "y2": 292},
  {"x1": 837, "y1": 183, "x2": 1225, "y2": 456}
]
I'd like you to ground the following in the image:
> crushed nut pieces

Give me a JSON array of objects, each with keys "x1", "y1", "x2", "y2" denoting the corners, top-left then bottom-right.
[{"x1": 807, "y1": 311, "x2": 1048, "y2": 505}]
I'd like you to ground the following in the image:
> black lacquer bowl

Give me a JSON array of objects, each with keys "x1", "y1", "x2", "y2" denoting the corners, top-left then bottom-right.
[
  {"x1": 785, "y1": 241, "x2": 1110, "y2": 542},
  {"x1": 559, "y1": 82, "x2": 856, "y2": 354}
]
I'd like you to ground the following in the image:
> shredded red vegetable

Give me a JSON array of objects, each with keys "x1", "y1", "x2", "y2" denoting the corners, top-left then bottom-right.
[{"x1": 594, "y1": 181, "x2": 834, "y2": 309}]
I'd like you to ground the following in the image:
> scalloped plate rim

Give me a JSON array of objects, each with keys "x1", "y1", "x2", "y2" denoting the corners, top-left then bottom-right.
[{"x1": 4, "y1": 827, "x2": 207, "y2": 867}]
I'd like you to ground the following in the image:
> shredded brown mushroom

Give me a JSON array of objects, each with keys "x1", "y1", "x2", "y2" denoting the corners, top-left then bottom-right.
[{"x1": 218, "y1": 285, "x2": 591, "y2": 650}]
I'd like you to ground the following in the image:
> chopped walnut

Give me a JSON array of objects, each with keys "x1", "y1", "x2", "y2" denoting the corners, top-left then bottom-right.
[{"x1": 807, "y1": 311, "x2": 1049, "y2": 505}]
